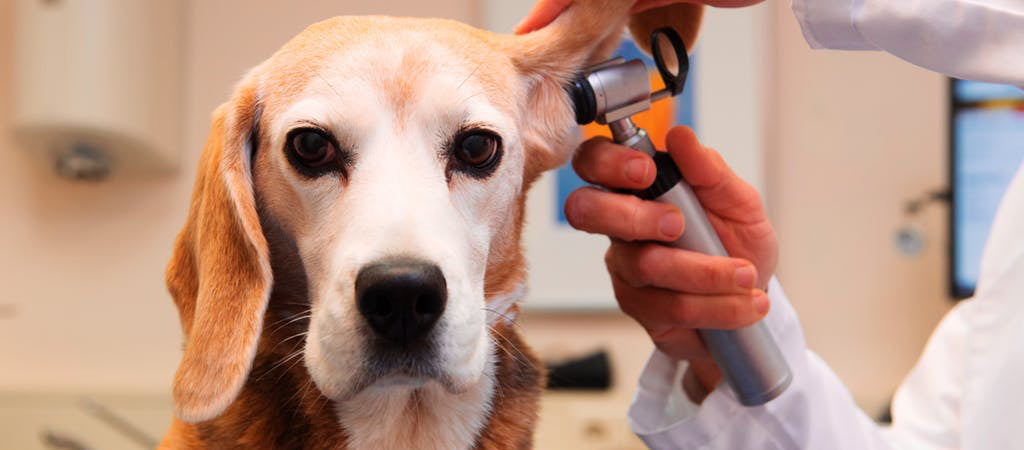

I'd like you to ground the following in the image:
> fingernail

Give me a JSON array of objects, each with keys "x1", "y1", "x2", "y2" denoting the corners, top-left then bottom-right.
[
  {"x1": 734, "y1": 266, "x2": 756, "y2": 289},
  {"x1": 625, "y1": 158, "x2": 650, "y2": 185},
  {"x1": 659, "y1": 212, "x2": 683, "y2": 238},
  {"x1": 754, "y1": 291, "x2": 770, "y2": 315}
]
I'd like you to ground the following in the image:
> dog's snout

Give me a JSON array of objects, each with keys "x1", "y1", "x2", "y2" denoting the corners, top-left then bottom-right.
[{"x1": 355, "y1": 258, "x2": 447, "y2": 345}]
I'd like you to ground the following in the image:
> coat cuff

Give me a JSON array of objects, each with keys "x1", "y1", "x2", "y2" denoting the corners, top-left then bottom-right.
[
  {"x1": 628, "y1": 350, "x2": 745, "y2": 448},
  {"x1": 628, "y1": 277, "x2": 796, "y2": 448},
  {"x1": 791, "y1": 0, "x2": 875, "y2": 50}
]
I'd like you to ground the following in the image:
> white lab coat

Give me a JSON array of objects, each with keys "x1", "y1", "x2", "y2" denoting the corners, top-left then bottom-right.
[{"x1": 628, "y1": 0, "x2": 1024, "y2": 448}]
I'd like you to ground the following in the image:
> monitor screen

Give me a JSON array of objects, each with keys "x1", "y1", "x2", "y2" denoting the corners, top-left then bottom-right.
[{"x1": 950, "y1": 79, "x2": 1024, "y2": 298}]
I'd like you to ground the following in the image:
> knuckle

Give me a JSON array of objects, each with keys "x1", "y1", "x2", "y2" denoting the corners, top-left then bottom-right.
[
  {"x1": 575, "y1": 138, "x2": 610, "y2": 180},
  {"x1": 570, "y1": 151, "x2": 587, "y2": 178},
  {"x1": 603, "y1": 246, "x2": 615, "y2": 267},
  {"x1": 646, "y1": 325, "x2": 676, "y2": 345},
  {"x1": 615, "y1": 293, "x2": 641, "y2": 319},
  {"x1": 632, "y1": 246, "x2": 662, "y2": 287},
  {"x1": 626, "y1": 197, "x2": 643, "y2": 241},
  {"x1": 563, "y1": 191, "x2": 590, "y2": 229},
  {"x1": 697, "y1": 261, "x2": 727, "y2": 290},
  {"x1": 604, "y1": 245, "x2": 622, "y2": 275},
  {"x1": 726, "y1": 297, "x2": 742, "y2": 325},
  {"x1": 708, "y1": 262, "x2": 731, "y2": 290},
  {"x1": 672, "y1": 298, "x2": 700, "y2": 327},
  {"x1": 608, "y1": 245, "x2": 645, "y2": 288}
]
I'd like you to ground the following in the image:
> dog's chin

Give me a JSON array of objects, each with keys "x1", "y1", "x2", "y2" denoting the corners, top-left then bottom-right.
[
  {"x1": 363, "y1": 370, "x2": 466, "y2": 394},
  {"x1": 306, "y1": 345, "x2": 489, "y2": 403},
  {"x1": 314, "y1": 366, "x2": 483, "y2": 405}
]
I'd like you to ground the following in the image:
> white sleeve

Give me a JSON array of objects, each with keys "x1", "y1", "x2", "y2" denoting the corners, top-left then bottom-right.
[
  {"x1": 628, "y1": 276, "x2": 972, "y2": 449},
  {"x1": 628, "y1": 278, "x2": 891, "y2": 449},
  {"x1": 884, "y1": 302, "x2": 968, "y2": 448},
  {"x1": 790, "y1": 0, "x2": 1024, "y2": 85}
]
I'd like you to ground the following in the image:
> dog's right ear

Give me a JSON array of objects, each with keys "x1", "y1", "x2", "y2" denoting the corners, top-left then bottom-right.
[
  {"x1": 165, "y1": 78, "x2": 272, "y2": 423},
  {"x1": 501, "y1": 0, "x2": 631, "y2": 182},
  {"x1": 501, "y1": 1, "x2": 703, "y2": 182}
]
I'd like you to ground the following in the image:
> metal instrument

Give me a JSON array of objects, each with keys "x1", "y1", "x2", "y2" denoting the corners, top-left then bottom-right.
[{"x1": 565, "y1": 28, "x2": 792, "y2": 406}]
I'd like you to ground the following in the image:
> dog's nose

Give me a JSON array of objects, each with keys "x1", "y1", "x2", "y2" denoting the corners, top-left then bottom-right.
[{"x1": 355, "y1": 258, "x2": 447, "y2": 345}]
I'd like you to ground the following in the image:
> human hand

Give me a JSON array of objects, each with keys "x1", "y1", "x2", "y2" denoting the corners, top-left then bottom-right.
[
  {"x1": 514, "y1": 0, "x2": 766, "y2": 35},
  {"x1": 563, "y1": 126, "x2": 778, "y2": 399}
]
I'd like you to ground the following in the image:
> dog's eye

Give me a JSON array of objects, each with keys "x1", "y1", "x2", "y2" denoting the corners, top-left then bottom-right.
[
  {"x1": 451, "y1": 130, "x2": 501, "y2": 177},
  {"x1": 290, "y1": 130, "x2": 336, "y2": 167},
  {"x1": 285, "y1": 128, "x2": 349, "y2": 178}
]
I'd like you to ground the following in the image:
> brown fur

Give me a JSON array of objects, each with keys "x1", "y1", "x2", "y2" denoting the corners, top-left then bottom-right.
[
  {"x1": 161, "y1": 322, "x2": 541, "y2": 449},
  {"x1": 162, "y1": 2, "x2": 702, "y2": 447}
]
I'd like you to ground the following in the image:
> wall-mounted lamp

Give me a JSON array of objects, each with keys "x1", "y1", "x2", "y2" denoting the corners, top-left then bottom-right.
[{"x1": 11, "y1": 0, "x2": 183, "y2": 181}]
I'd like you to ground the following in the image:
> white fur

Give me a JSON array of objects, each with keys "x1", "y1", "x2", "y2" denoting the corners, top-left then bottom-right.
[{"x1": 335, "y1": 341, "x2": 497, "y2": 450}]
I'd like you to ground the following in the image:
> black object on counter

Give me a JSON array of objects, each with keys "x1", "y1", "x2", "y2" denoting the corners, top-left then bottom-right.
[{"x1": 544, "y1": 350, "x2": 612, "y2": 391}]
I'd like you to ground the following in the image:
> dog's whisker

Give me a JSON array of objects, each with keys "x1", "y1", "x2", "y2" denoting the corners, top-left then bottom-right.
[
  {"x1": 487, "y1": 324, "x2": 532, "y2": 370},
  {"x1": 455, "y1": 55, "x2": 488, "y2": 93},
  {"x1": 482, "y1": 307, "x2": 517, "y2": 325},
  {"x1": 274, "y1": 350, "x2": 309, "y2": 385},
  {"x1": 315, "y1": 70, "x2": 345, "y2": 103},
  {"x1": 267, "y1": 311, "x2": 311, "y2": 327},
  {"x1": 486, "y1": 369, "x2": 505, "y2": 404},
  {"x1": 265, "y1": 331, "x2": 309, "y2": 355},
  {"x1": 267, "y1": 312, "x2": 312, "y2": 334},
  {"x1": 483, "y1": 307, "x2": 526, "y2": 335},
  {"x1": 456, "y1": 91, "x2": 486, "y2": 108},
  {"x1": 255, "y1": 348, "x2": 306, "y2": 382}
]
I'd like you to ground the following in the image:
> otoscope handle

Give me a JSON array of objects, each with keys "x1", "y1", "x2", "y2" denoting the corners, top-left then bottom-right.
[{"x1": 613, "y1": 125, "x2": 792, "y2": 406}]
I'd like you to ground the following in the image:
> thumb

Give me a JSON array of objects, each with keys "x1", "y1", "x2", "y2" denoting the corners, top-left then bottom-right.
[
  {"x1": 514, "y1": 0, "x2": 573, "y2": 34},
  {"x1": 663, "y1": 126, "x2": 765, "y2": 222}
]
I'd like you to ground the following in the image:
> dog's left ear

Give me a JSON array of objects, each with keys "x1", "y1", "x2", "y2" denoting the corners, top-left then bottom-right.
[
  {"x1": 503, "y1": 1, "x2": 703, "y2": 179},
  {"x1": 165, "y1": 77, "x2": 271, "y2": 422}
]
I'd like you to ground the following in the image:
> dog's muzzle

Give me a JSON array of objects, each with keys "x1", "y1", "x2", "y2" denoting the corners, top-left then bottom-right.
[{"x1": 355, "y1": 257, "x2": 447, "y2": 347}]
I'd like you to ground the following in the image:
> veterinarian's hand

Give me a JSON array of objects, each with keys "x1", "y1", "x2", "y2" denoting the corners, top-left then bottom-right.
[
  {"x1": 515, "y1": 0, "x2": 765, "y2": 34},
  {"x1": 563, "y1": 126, "x2": 778, "y2": 400}
]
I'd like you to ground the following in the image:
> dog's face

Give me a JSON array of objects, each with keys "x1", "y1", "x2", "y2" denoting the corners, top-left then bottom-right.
[
  {"x1": 252, "y1": 18, "x2": 533, "y2": 401},
  {"x1": 165, "y1": 3, "x2": 703, "y2": 424}
]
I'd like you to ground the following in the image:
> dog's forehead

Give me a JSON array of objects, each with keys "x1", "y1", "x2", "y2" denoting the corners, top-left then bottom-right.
[{"x1": 256, "y1": 16, "x2": 520, "y2": 122}]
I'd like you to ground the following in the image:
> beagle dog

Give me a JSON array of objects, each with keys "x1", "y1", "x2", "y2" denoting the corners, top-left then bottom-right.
[{"x1": 161, "y1": 1, "x2": 701, "y2": 448}]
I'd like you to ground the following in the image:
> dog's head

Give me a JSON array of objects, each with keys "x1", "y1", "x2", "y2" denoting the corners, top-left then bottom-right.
[{"x1": 166, "y1": 1, "x2": 703, "y2": 422}]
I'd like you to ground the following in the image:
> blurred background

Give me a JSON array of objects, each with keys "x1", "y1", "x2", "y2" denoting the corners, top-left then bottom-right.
[{"x1": 1, "y1": 0, "x2": 1021, "y2": 448}]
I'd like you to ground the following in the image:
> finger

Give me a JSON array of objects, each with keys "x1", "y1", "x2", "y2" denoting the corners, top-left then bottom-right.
[
  {"x1": 643, "y1": 325, "x2": 712, "y2": 361},
  {"x1": 565, "y1": 187, "x2": 684, "y2": 242},
  {"x1": 611, "y1": 272, "x2": 770, "y2": 329},
  {"x1": 686, "y1": 358, "x2": 723, "y2": 397},
  {"x1": 664, "y1": 126, "x2": 766, "y2": 223},
  {"x1": 606, "y1": 241, "x2": 757, "y2": 294},
  {"x1": 514, "y1": 0, "x2": 572, "y2": 34},
  {"x1": 572, "y1": 137, "x2": 656, "y2": 189}
]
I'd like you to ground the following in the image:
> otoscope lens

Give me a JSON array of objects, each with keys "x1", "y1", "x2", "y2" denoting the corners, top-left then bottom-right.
[{"x1": 566, "y1": 74, "x2": 597, "y2": 125}]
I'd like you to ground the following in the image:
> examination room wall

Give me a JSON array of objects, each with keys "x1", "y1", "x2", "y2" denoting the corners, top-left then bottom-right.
[
  {"x1": 0, "y1": 0, "x2": 478, "y2": 393},
  {"x1": 767, "y1": 0, "x2": 952, "y2": 415},
  {"x1": 0, "y1": 0, "x2": 953, "y2": 447}
]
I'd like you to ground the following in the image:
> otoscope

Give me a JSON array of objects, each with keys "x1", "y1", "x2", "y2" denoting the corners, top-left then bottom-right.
[{"x1": 566, "y1": 28, "x2": 792, "y2": 406}]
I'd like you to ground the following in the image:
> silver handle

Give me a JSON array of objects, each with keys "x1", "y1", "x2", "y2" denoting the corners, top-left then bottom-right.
[{"x1": 611, "y1": 120, "x2": 791, "y2": 405}]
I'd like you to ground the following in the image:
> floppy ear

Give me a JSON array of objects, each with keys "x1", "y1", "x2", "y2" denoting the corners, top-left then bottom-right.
[
  {"x1": 165, "y1": 79, "x2": 271, "y2": 423},
  {"x1": 503, "y1": 1, "x2": 703, "y2": 179}
]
